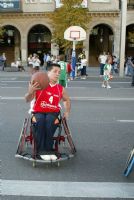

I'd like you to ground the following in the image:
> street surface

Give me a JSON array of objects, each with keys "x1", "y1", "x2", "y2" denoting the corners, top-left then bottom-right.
[{"x1": 0, "y1": 67, "x2": 134, "y2": 199}]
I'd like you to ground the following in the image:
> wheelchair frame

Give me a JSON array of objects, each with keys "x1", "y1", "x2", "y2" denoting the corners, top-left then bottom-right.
[
  {"x1": 123, "y1": 146, "x2": 134, "y2": 177},
  {"x1": 15, "y1": 115, "x2": 76, "y2": 167}
]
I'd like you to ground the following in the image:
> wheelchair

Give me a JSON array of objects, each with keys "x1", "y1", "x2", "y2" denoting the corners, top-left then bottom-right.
[
  {"x1": 15, "y1": 114, "x2": 76, "y2": 167},
  {"x1": 123, "y1": 146, "x2": 134, "y2": 177}
]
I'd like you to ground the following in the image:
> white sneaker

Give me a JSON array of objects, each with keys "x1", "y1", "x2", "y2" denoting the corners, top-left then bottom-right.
[
  {"x1": 102, "y1": 84, "x2": 106, "y2": 88},
  {"x1": 50, "y1": 155, "x2": 57, "y2": 161},
  {"x1": 40, "y1": 155, "x2": 51, "y2": 161},
  {"x1": 107, "y1": 85, "x2": 111, "y2": 89}
]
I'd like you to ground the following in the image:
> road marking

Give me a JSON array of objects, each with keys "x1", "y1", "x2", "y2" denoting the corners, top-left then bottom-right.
[
  {"x1": 0, "y1": 97, "x2": 24, "y2": 100},
  {"x1": 0, "y1": 80, "x2": 130, "y2": 83},
  {"x1": 0, "y1": 78, "x2": 16, "y2": 81},
  {"x1": 2, "y1": 180, "x2": 134, "y2": 198},
  {"x1": 117, "y1": 120, "x2": 134, "y2": 123},
  {"x1": 0, "y1": 96, "x2": 134, "y2": 101},
  {"x1": 71, "y1": 97, "x2": 134, "y2": 101},
  {"x1": 1, "y1": 80, "x2": 27, "y2": 83},
  {"x1": 0, "y1": 87, "x2": 23, "y2": 89}
]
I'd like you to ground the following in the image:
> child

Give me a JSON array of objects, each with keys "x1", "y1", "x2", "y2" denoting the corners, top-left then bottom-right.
[{"x1": 102, "y1": 56, "x2": 112, "y2": 89}]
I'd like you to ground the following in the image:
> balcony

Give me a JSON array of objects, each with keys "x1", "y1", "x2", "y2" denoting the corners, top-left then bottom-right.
[
  {"x1": 22, "y1": 0, "x2": 56, "y2": 13},
  {"x1": 127, "y1": 3, "x2": 134, "y2": 10},
  {"x1": 88, "y1": 0, "x2": 119, "y2": 12}
]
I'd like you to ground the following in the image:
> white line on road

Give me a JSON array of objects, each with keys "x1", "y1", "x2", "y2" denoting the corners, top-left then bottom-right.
[
  {"x1": 2, "y1": 180, "x2": 134, "y2": 198},
  {"x1": 1, "y1": 80, "x2": 27, "y2": 83},
  {"x1": 0, "y1": 97, "x2": 24, "y2": 100},
  {"x1": 0, "y1": 87, "x2": 23, "y2": 89},
  {"x1": 0, "y1": 80, "x2": 130, "y2": 84},
  {"x1": 117, "y1": 120, "x2": 134, "y2": 123},
  {"x1": 1, "y1": 96, "x2": 134, "y2": 101}
]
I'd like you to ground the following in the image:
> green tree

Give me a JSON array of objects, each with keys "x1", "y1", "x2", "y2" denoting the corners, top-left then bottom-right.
[
  {"x1": 0, "y1": 26, "x2": 5, "y2": 38},
  {"x1": 50, "y1": 0, "x2": 91, "y2": 50},
  {"x1": 0, "y1": 26, "x2": 4, "y2": 37}
]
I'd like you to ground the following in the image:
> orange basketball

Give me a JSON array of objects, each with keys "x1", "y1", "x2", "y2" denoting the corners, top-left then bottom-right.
[{"x1": 31, "y1": 72, "x2": 49, "y2": 90}]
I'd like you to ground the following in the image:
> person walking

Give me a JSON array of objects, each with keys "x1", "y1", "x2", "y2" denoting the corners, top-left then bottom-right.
[
  {"x1": 102, "y1": 56, "x2": 112, "y2": 89},
  {"x1": 58, "y1": 54, "x2": 67, "y2": 87},
  {"x1": 80, "y1": 54, "x2": 87, "y2": 79},
  {"x1": 98, "y1": 51, "x2": 107, "y2": 76},
  {"x1": 0, "y1": 53, "x2": 6, "y2": 71},
  {"x1": 129, "y1": 57, "x2": 134, "y2": 87}
]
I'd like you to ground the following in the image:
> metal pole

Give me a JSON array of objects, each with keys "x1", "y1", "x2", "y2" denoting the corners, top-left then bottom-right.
[
  {"x1": 119, "y1": 0, "x2": 127, "y2": 77},
  {"x1": 71, "y1": 40, "x2": 76, "y2": 79}
]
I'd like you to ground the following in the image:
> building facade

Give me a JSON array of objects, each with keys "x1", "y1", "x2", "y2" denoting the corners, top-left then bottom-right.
[{"x1": 0, "y1": 0, "x2": 134, "y2": 74}]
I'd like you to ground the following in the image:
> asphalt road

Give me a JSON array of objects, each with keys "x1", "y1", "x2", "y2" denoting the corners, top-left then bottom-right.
[{"x1": 0, "y1": 69, "x2": 134, "y2": 199}]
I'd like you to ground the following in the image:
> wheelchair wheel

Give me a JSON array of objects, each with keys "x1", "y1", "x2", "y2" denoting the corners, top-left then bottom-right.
[
  {"x1": 124, "y1": 148, "x2": 134, "y2": 177},
  {"x1": 16, "y1": 118, "x2": 30, "y2": 155},
  {"x1": 61, "y1": 117, "x2": 76, "y2": 154}
]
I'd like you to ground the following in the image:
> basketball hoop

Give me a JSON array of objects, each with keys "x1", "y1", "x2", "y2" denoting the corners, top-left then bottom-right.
[
  {"x1": 64, "y1": 26, "x2": 86, "y2": 80},
  {"x1": 64, "y1": 26, "x2": 86, "y2": 42},
  {"x1": 70, "y1": 31, "x2": 80, "y2": 41}
]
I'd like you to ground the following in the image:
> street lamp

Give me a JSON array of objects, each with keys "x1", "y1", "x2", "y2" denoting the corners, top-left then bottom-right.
[
  {"x1": 7, "y1": 37, "x2": 11, "y2": 44},
  {"x1": 100, "y1": 37, "x2": 103, "y2": 43},
  {"x1": 38, "y1": 37, "x2": 41, "y2": 43}
]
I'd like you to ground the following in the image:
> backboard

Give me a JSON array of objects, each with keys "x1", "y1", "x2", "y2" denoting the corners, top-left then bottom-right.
[{"x1": 64, "y1": 26, "x2": 86, "y2": 41}]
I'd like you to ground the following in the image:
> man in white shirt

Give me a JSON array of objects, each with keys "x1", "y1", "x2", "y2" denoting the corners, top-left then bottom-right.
[{"x1": 98, "y1": 51, "x2": 107, "y2": 76}]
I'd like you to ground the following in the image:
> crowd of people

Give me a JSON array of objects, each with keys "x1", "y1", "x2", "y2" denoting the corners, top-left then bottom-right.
[{"x1": 1, "y1": 50, "x2": 134, "y2": 87}]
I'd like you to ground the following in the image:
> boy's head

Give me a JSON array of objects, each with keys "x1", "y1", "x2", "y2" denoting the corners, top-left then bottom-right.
[{"x1": 47, "y1": 63, "x2": 61, "y2": 84}]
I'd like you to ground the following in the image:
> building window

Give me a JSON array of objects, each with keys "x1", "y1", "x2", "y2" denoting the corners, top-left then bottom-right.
[
  {"x1": 25, "y1": 0, "x2": 37, "y2": 3},
  {"x1": 40, "y1": 0, "x2": 52, "y2": 3},
  {"x1": 127, "y1": 0, "x2": 134, "y2": 9}
]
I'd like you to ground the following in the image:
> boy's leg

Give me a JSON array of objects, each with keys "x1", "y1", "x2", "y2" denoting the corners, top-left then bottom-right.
[
  {"x1": 31, "y1": 113, "x2": 47, "y2": 154},
  {"x1": 45, "y1": 113, "x2": 59, "y2": 152}
]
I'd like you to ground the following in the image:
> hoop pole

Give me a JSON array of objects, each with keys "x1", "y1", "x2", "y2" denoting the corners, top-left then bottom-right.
[
  {"x1": 73, "y1": 40, "x2": 76, "y2": 51},
  {"x1": 71, "y1": 40, "x2": 76, "y2": 79}
]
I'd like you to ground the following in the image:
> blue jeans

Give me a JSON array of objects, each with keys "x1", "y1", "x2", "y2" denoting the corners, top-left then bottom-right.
[
  {"x1": 100, "y1": 63, "x2": 105, "y2": 75},
  {"x1": 131, "y1": 68, "x2": 134, "y2": 86},
  {"x1": 31, "y1": 112, "x2": 59, "y2": 154}
]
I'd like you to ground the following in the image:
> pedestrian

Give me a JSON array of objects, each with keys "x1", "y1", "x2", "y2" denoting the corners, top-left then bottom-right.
[
  {"x1": 80, "y1": 54, "x2": 87, "y2": 79},
  {"x1": 25, "y1": 63, "x2": 71, "y2": 160},
  {"x1": 27, "y1": 54, "x2": 33, "y2": 66},
  {"x1": 98, "y1": 51, "x2": 107, "y2": 76},
  {"x1": 102, "y1": 56, "x2": 112, "y2": 89},
  {"x1": 32, "y1": 54, "x2": 41, "y2": 68},
  {"x1": 46, "y1": 53, "x2": 51, "y2": 70},
  {"x1": 58, "y1": 54, "x2": 67, "y2": 87},
  {"x1": 0, "y1": 53, "x2": 6, "y2": 71},
  {"x1": 66, "y1": 60, "x2": 72, "y2": 81},
  {"x1": 16, "y1": 58, "x2": 25, "y2": 71},
  {"x1": 125, "y1": 56, "x2": 133, "y2": 76},
  {"x1": 112, "y1": 55, "x2": 119, "y2": 74},
  {"x1": 130, "y1": 57, "x2": 134, "y2": 87}
]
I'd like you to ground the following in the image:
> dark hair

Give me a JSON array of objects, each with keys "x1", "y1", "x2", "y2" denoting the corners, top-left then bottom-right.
[
  {"x1": 47, "y1": 63, "x2": 61, "y2": 71},
  {"x1": 59, "y1": 54, "x2": 65, "y2": 61}
]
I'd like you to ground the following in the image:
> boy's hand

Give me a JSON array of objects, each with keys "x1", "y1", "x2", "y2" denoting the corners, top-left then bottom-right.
[{"x1": 28, "y1": 81, "x2": 41, "y2": 95}]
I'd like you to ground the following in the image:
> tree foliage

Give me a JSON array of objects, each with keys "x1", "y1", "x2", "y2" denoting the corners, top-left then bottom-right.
[
  {"x1": 0, "y1": 27, "x2": 5, "y2": 37},
  {"x1": 50, "y1": 0, "x2": 91, "y2": 50}
]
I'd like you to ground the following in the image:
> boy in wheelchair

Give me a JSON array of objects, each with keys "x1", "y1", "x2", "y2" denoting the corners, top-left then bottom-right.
[{"x1": 25, "y1": 63, "x2": 71, "y2": 160}]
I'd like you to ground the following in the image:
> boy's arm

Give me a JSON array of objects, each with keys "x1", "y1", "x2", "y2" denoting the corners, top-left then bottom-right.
[{"x1": 62, "y1": 88, "x2": 71, "y2": 119}]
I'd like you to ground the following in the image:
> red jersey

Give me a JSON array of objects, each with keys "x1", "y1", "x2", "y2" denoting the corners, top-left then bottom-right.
[{"x1": 33, "y1": 83, "x2": 63, "y2": 113}]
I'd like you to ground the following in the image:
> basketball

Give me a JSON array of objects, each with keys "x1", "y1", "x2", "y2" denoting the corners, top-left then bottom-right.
[{"x1": 31, "y1": 71, "x2": 49, "y2": 90}]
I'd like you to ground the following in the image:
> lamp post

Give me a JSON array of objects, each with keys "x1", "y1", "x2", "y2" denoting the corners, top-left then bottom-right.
[{"x1": 119, "y1": 0, "x2": 127, "y2": 77}]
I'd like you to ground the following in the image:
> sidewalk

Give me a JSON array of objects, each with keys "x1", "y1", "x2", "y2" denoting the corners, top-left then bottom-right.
[{"x1": 0, "y1": 66, "x2": 131, "y2": 81}]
